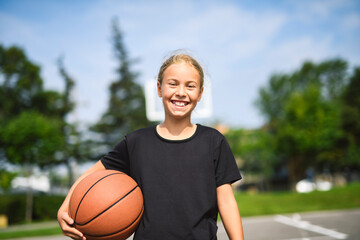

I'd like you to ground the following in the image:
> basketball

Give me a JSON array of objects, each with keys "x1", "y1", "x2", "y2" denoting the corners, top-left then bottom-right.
[{"x1": 69, "y1": 170, "x2": 144, "y2": 240}]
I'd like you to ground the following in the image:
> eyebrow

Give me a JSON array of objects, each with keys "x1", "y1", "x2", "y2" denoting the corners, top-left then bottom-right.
[{"x1": 166, "y1": 78, "x2": 199, "y2": 84}]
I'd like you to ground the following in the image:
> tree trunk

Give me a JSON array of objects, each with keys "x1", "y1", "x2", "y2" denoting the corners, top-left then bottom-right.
[
  {"x1": 25, "y1": 164, "x2": 33, "y2": 223},
  {"x1": 287, "y1": 155, "x2": 307, "y2": 191},
  {"x1": 25, "y1": 185, "x2": 33, "y2": 222},
  {"x1": 66, "y1": 159, "x2": 74, "y2": 188}
]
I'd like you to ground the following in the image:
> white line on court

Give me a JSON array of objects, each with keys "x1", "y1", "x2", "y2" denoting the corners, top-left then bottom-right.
[
  {"x1": 281, "y1": 236, "x2": 339, "y2": 240},
  {"x1": 297, "y1": 209, "x2": 360, "y2": 219},
  {"x1": 274, "y1": 214, "x2": 348, "y2": 239}
]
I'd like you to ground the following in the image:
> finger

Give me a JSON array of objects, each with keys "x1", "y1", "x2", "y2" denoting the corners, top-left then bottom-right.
[
  {"x1": 67, "y1": 232, "x2": 81, "y2": 240},
  {"x1": 64, "y1": 230, "x2": 84, "y2": 240},
  {"x1": 62, "y1": 225, "x2": 84, "y2": 239},
  {"x1": 62, "y1": 212, "x2": 74, "y2": 225},
  {"x1": 62, "y1": 230, "x2": 79, "y2": 240}
]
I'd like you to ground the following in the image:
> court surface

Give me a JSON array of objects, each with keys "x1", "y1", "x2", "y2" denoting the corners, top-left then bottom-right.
[
  {"x1": 218, "y1": 208, "x2": 359, "y2": 240},
  {"x1": 6, "y1": 208, "x2": 359, "y2": 240}
]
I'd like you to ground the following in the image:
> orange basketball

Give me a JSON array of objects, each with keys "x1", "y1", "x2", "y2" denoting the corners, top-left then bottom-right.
[{"x1": 69, "y1": 170, "x2": 144, "y2": 240}]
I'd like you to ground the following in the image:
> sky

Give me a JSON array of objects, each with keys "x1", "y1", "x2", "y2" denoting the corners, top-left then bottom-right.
[{"x1": 1, "y1": 0, "x2": 359, "y2": 129}]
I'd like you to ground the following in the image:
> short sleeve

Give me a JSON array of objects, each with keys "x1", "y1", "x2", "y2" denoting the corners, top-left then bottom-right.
[
  {"x1": 100, "y1": 137, "x2": 130, "y2": 174},
  {"x1": 214, "y1": 135, "x2": 242, "y2": 187}
]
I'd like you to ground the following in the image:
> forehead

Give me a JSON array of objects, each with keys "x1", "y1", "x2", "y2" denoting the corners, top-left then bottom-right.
[{"x1": 163, "y1": 63, "x2": 200, "y2": 81}]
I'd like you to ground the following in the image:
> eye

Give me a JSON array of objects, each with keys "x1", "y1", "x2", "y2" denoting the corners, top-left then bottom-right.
[{"x1": 187, "y1": 82, "x2": 197, "y2": 88}]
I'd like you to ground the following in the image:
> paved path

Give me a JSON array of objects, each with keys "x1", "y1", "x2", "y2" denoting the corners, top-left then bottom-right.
[
  {"x1": 241, "y1": 208, "x2": 359, "y2": 240},
  {"x1": 0, "y1": 221, "x2": 59, "y2": 233},
  {"x1": 2, "y1": 209, "x2": 359, "y2": 240}
]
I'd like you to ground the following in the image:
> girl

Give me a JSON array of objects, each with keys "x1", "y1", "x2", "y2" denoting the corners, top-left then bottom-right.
[{"x1": 57, "y1": 53, "x2": 244, "y2": 240}]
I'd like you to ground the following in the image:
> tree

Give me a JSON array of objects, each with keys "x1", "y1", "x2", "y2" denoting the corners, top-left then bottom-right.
[
  {"x1": 0, "y1": 169, "x2": 17, "y2": 192},
  {"x1": 2, "y1": 111, "x2": 64, "y2": 167},
  {"x1": 256, "y1": 59, "x2": 350, "y2": 188},
  {"x1": 91, "y1": 19, "x2": 150, "y2": 155},
  {"x1": 341, "y1": 67, "x2": 360, "y2": 167},
  {"x1": 0, "y1": 45, "x2": 45, "y2": 121},
  {"x1": 276, "y1": 84, "x2": 343, "y2": 184},
  {"x1": 0, "y1": 45, "x2": 66, "y2": 166},
  {"x1": 56, "y1": 57, "x2": 86, "y2": 186},
  {"x1": 0, "y1": 44, "x2": 66, "y2": 124},
  {"x1": 225, "y1": 128, "x2": 277, "y2": 190},
  {"x1": 2, "y1": 111, "x2": 65, "y2": 221},
  {"x1": 0, "y1": 45, "x2": 75, "y2": 221}
]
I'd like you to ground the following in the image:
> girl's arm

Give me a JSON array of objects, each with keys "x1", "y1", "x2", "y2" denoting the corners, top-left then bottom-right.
[
  {"x1": 217, "y1": 183, "x2": 244, "y2": 240},
  {"x1": 57, "y1": 160, "x2": 105, "y2": 240}
]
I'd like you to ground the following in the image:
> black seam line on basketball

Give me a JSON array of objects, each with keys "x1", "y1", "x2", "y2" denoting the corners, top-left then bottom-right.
[
  {"x1": 75, "y1": 185, "x2": 139, "y2": 226},
  {"x1": 85, "y1": 204, "x2": 144, "y2": 238},
  {"x1": 73, "y1": 172, "x2": 125, "y2": 225}
]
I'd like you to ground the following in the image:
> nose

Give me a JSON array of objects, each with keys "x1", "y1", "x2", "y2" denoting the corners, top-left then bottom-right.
[{"x1": 176, "y1": 85, "x2": 186, "y2": 97}]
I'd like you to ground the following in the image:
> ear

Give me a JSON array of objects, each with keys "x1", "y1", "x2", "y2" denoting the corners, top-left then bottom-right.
[
  {"x1": 157, "y1": 81, "x2": 162, "y2": 97},
  {"x1": 197, "y1": 86, "x2": 204, "y2": 102}
]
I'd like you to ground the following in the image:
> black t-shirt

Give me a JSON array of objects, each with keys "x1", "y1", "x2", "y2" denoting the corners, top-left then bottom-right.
[{"x1": 101, "y1": 124, "x2": 241, "y2": 240}]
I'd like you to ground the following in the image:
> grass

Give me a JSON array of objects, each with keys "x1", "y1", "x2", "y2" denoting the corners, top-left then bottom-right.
[
  {"x1": 0, "y1": 182, "x2": 359, "y2": 239},
  {"x1": 0, "y1": 227, "x2": 62, "y2": 239},
  {"x1": 234, "y1": 182, "x2": 360, "y2": 217}
]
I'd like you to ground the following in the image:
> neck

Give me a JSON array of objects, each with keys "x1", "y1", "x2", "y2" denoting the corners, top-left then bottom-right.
[{"x1": 157, "y1": 116, "x2": 196, "y2": 140}]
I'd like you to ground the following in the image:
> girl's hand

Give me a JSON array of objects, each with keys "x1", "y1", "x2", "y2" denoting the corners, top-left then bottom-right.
[
  {"x1": 57, "y1": 210, "x2": 86, "y2": 240},
  {"x1": 57, "y1": 161, "x2": 105, "y2": 240}
]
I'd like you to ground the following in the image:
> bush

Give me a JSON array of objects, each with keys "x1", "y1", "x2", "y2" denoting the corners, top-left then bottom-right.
[
  {"x1": 0, "y1": 194, "x2": 26, "y2": 224},
  {"x1": 0, "y1": 194, "x2": 65, "y2": 224},
  {"x1": 33, "y1": 195, "x2": 64, "y2": 221}
]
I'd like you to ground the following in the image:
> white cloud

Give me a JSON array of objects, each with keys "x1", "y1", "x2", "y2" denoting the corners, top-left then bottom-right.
[
  {"x1": 145, "y1": 4, "x2": 286, "y2": 61},
  {"x1": 266, "y1": 36, "x2": 333, "y2": 72},
  {"x1": 342, "y1": 13, "x2": 360, "y2": 30},
  {"x1": 1, "y1": 0, "x2": 359, "y2": 128},
  {"x1": 0, "y1": 11, "x2": 39, "y2": 45},
  {"x1": 290, "y1": 0, "x2": 354, "y2": 19}
]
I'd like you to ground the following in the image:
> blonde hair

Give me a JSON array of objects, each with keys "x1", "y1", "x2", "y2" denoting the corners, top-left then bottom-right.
[{"x1": 157, "y1": 53, "x2": 204, "y2": 88}]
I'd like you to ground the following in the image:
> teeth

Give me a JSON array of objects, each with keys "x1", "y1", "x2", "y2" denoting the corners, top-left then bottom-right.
[{"x1": 173, "y1": 101, "x2": 186, "y2": 106}]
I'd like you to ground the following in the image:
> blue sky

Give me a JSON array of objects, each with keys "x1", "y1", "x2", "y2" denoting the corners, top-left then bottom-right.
[{"x1": 1, "y1": 0, "x2": 359, "y2": 128}]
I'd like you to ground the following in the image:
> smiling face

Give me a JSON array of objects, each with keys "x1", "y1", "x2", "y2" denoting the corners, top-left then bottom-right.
[{"x1": 157, "y1": 62, "x2": 203, "y2": 121}]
